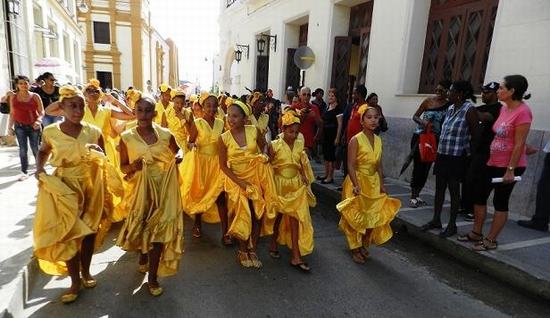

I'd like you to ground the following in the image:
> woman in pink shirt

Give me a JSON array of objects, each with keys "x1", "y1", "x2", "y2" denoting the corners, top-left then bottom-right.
[{"x1": 460, "y1": 75, "x2": 532, "y2": 251}]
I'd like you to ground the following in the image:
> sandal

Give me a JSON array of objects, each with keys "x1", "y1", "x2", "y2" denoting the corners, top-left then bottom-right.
[
  {"x1": 360, "y1": 247, "x2": 370, "y2": 259},
  {"x1": 316, "y1": 175, "x2": 327, "y2": 180},
  {"x1": 409, "y1": 198, "x2": 420, "y2": 208},
  {"x1": 351, "y1": 250, "x2": 365, "y2": 264},
  {"x1": 416, "y1": 197, "x2": 427, "y2": 206},
  {"x1": 291, "y1": 262, "x2": 311, "y2": 273},
  {"x1": 457, "y1": 231, "x2": 483, "y2": 242},
  {"x1": 222, "y1": 234, "x2": 233, "y2": 246},
  {"x1": 321, "y1": 179, "x2": 334, "y2": 184},
  {"x1": 269, "y1": 250, "x2": 281, "y2": 259},
  {"x1": 192, "y1": 226, "x2": 201, "y2": 238},
  {"x1": 248, "y1": 252, "x2": 263, "y2": 268},
  {"x1": 472, "y1": 238, "x2": 498, "y2": 251},
  {"x1": 148, "y1": 282, "x2": 163, "y2": 297},
  {"x1": 420, "y1": 221, "x2": 442, "y2": 232},
  {"x1": 237, "y1": 251, "x2": 252, "y2": 268},
  {"x1": 81, "y1": 277, "x2": 97, "y2": 288}
]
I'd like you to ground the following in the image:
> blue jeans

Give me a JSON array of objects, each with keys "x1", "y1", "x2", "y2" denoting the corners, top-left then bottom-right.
[
  {"x1": 14, "y1": 123, "x2": 41, "y2": 174},
  {"x1": 42, "y1": 114, "x2": 62, "y2": 127}
]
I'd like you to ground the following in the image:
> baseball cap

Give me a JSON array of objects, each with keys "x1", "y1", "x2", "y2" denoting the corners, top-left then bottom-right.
[{"x1": 481, "y1": 82, "x2": 499, "y2": 92}]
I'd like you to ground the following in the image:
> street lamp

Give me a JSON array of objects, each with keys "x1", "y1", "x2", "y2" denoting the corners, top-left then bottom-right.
[
  {"x1": 257, "y1": 33, "x2": 277, "y2": 55},
  {"x1": 235, "y1": 50, "x2": 242, "y2": 63},
  {"x1": 235, "y1": 44, "x2": 249, "y2": 63},
  {"x1": 7, "y1": 0, "x2": 21, "y2": 16},
  {"x1": 256, "y1": 37, "x2": 266, "y2": 55},
  {"x1": 77, "y1": 0, "x2": 89, "y2": 14}
]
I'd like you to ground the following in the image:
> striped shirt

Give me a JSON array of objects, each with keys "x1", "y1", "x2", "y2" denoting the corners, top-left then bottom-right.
[{"x1": 438, "y1": 101, "x2": 474, "y2": 156}]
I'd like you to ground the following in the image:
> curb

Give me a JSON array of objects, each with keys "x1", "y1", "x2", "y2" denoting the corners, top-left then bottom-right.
[
  {"x1": 1, "y1": 257, "x2": 38, "y2": 318},
  {"x1": 311, "y1": 182, "x2": 550, "y2": 303}
]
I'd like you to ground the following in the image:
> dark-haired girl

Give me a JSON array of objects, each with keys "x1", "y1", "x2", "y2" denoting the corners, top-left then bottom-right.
[
  {"x1": 116, "y1": 93, "x2": 183, "y2": 296},
  {"x1": 366, "y1": 93, "x2": 388, "y2": 135},
  {"x1": 408, "y1": 80, "x2": 451, "y2": 208},
  {"x1": 218, "y1": 101, "x2": 278, "y2": 268},
  {"x1": 337, "y1": 105, "x2": 401, "y2": 263},
  {"x1": 421, "y1": 80, "x2": 479, "y2": 237},
  {"x1": 466, "y1": 75, "x2": 532, "y2": 251},
  {"x1": 34, "y1": 85, "x2": 106, "y2": 303},
  {"x1": 7, "y1": 75, "x2": 44, "y2": 180}
]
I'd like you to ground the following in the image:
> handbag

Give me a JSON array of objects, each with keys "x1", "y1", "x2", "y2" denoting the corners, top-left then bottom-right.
[
  {"x1": 418, "y1": 123, "x2": 437, "y2": 163},
  {"x1": 0, "y1": 102, "x2": 9, "y2": 114}
]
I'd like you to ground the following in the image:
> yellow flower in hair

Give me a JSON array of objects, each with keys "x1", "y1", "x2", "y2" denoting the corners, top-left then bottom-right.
[
  {"x1": 171, "y1": 88, "x2": 185, "y2": 99},
  {"x1": 357, "y1": 103, "x2": 372, "y2": 117},
  {"x1": 159, "y1": 83, "x2": 171, "y2": 93},
  {"x1": 59, "y1": 85, "x2": 81, "y2": 102},
  {"x1": 232, "y1": 100, "x2": 251, "y2": 117},
  {"x1": 281, "y1": 111, "x2": 301, "y2": 126}
]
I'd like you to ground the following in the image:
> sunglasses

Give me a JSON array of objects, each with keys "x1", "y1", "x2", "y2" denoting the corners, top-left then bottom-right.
[
  {"x1": 48, "y1": 78, "x2": 56, "y2": 82},
  {"x1": 86, "y1": 89, "x2": 100, "y2": 94},
  {"x1": 302, "y1": 93, "x2": 311, "y2": 96}
]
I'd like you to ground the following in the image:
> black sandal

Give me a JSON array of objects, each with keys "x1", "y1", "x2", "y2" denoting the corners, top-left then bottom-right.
[
  {"x1": 269, "y1": 250, "x2": 281, "y2": 259},
  {"x1": 473, "y1": 238, "x2": 498, "y2": 251},
  {"x1": 291, "y1": 262, "x2": 311, "y2": 273},
  {"x1": 457, "y1": 231, "x2": 483, "y2": 242},
  {"x1": 316, "y1": 175, "x2": 327, "y2": 181},
  {"x1": 420, "y1": 221, "x2": 442, "y2": 232},
  {"x1": 321, "y1": 179, "x2": 334, "y2": 184}
]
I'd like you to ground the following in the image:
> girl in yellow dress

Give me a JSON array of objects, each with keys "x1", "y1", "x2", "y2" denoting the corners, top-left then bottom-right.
[
  {"x1": 218, "y1": 100, "x2": 278, "y2": 268},
  {"x1": 34, "y1": 86, "x2": 108, "y2": 303},
  {"x1": 180, "y1": 94, "x2": 230, "y2": 244},
  {"x1": 248, "y1": 92, "x2": 269, "y2": 137},
  {"x1": 267, "y1": 111, "x2": 316, "y2": 272},
  {"x1": 154, "y1": 83, "x2": 173, "y2": 128},
  {"x1": 337, "y1": 105, "x2": 401, "y2": 264},
  {"x1": 116, "y1": 92, "x2": 183, "y2": 296},
  {"x1": 169, "y1": 88, "x2": 193, "y2": 151}
]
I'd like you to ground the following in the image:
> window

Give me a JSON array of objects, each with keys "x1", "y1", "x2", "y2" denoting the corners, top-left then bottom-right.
[
  {"x1": 48, "y1": 21, "x2": 59, "y2": 57},
  {"x1": 418, "y1": 0, "x2": 499, "y2": 93},
  {"x1": 63, "y1": 32, "x2": 71, "y2": 63},
  {"x1": 93, "y1": 21, "x2": 110, "y2": 44},
  {"x1": 96, "y1": 71, "x2": 113, "y2": 90}
]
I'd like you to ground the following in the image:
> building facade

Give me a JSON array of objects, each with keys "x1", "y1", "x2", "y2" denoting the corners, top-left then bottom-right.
[
  {"x1": 218, "y1": 0, "x2": 550, "y2": 217},
  {"x1": 78, "y1": 0, "x2": 179, "y2": 90}
]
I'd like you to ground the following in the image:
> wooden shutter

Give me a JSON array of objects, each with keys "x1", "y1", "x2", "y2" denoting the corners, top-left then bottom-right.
[{"x1": 330, "y1": 36, "x2": 352, "y2": 106}]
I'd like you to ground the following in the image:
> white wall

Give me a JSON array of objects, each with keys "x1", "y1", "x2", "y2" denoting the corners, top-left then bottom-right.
[{"x1": 116, "y1": 23, "x2": 133, "y2": 89}]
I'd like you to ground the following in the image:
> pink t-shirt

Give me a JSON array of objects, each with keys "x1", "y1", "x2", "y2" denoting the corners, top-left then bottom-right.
[{"x1": 487, "y1": 102, "x2": 532, "y2": 167}]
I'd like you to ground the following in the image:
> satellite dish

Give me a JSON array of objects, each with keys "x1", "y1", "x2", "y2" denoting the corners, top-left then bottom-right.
[{"x1": 294, "y1": 46, "x2": 315, "y2": 70}]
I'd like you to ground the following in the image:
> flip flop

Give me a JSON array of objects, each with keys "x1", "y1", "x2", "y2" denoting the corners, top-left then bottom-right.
[
  {"x1": 269, "y1": 250, "x2": 281, "y2": 259},
  {"x1": 291, "y1": 262, "x2": 311, "y2": 273}
]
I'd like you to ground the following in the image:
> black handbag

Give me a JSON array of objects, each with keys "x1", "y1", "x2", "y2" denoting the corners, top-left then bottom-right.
[{"x1": 0, "y1": 102, "x2": 9, "y2": 114}]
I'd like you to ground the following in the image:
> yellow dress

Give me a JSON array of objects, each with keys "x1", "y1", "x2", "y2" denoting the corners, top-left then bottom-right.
[
  {"x1": 179, "y1": 117, "x2": 225, "y2": 223},
  {"x1": 33, "y1": 123, "x2": 115, "y2": 275},
  {"x1": 221, "y1": 125, "x2": 279, "y2": 241},
  {"x1": 83, "y1": 104, "x2": 119, "y2": 169},
  {"x1": 337, "y1": 132, "x2": 401, "y2": 249},
  {"x1": 154, "y1": 101, "x2": 174, "y2": 128},
  {"x1": 116, "y1": 124, "x2": 184, "y2": 277},
  {"x1": 270, "y1": 137, "x2": 316, "y2": 256},
  {"x1": 249, "y1": 113, "x2": 269, "y2": 136},
  {"x1": 166, "y1": 107, "x2": 192, "y2": 152}
]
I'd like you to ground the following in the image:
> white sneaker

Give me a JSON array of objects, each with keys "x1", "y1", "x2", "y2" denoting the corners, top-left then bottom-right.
[
  {"x1": 416, "y1": 197, "x2": 427, "y2": 206},
  {"x1": 17, "y1": 173, "x2": 29, "y2": 181}
]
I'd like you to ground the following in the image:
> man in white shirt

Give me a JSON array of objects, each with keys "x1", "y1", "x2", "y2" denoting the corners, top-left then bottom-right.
[{"x1": 518, "y1": 140, "x2": 550, "y2": 231}]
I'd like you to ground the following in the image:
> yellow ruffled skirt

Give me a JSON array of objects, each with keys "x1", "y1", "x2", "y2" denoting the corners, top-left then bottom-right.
[
  {"x1": 179, "y1": 149, "x2": 224, "y2": 223},
  {"x1": 116, "y1": 160, "x2": 184, "y2": 277},
  {"x1": 225, "y1": 155, "x2": 279, "y2": 241},
  {"x1": 337, "y1": 172, "x2": 401, "y2": 250}
]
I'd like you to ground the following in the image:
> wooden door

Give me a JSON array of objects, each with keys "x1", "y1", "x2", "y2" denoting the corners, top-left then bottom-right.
[
  {"x1": 285, "y1": 48, "x2": 301, "y2": 91},
  {"x1": 255, "y1": 55, "x2": 269, "y2": 92},
  {"x1": 330, "y1": 36, "x2": 352, "y2": 106}
]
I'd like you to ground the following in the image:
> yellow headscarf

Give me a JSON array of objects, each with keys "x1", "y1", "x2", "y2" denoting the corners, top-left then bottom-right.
[
  {"x1": 127, "y1": 89, "x2": 142, "y2": 109},
  {"x1": 281, "y1": 111, "x2": 300, "y2": 126},
  {"x1": 231, "y1": 100, "x2": 251, "y2": 117},
  {"x1": 59, "y1": 85, "x2": 82, "y2": 103},
  {"x1": 84, "y1": 78, "x2": 104, "y2": 97},
  {"x1": 159, "y1": 83, "x2": 171, "y2": 93},
  {"x1": 189, "y1": 94, "x2": 198, "y2": 103},
  {"x1": 248, "y1": 92, "x2": 263, "y2": 107},
  {"x1": 170, "y1": 88, "x2": 186, "y2": 99},
  {"x1": 357, "y1": 103, "x2": 374, "y2": 117},
  {"x1": 199, "y1": 91, "x2": 217, "y2": 106},
  {"x1": 224, "y1": 97, "x2": 234, "y2": 108}
]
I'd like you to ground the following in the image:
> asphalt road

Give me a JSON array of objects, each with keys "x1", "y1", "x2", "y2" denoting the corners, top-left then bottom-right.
[{"x1": 24, "y1": 197, "x2": 550, "y2": 318}]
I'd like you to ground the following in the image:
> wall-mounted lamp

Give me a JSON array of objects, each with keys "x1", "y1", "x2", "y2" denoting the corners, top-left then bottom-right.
[
  {"x1": 7, "y1": 0, "x2": 21, "y2": 16},
  {"x1": 235, "y1": 44, "x2": 249, "y2": 63},
  {"x1": 257, "y1": 33, "x2": 277, "y2": 55}
]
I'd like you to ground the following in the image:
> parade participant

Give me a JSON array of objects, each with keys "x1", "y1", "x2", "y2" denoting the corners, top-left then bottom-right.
[
  {"x1": 7, "y1": 75, "x2": 44, "y2": 180},
  {"x1": 155, "y1": 83, "x2": 173, "y2": 128},
  {"x1": 116, "y1": 92, "x2": 183, "y2": 296},
  {"x1": 267, "y1": 111, "x2": 316, "y2": 272},
  {"x1": 248, "y1": 92, "x2": 269, "y2": 136},
  {"x1": 337, "y1": 105, "x2": 401, "y2": 264},
  {"x1": 218, "y1": 100, "x2": 278, "y2": 268},
  {"x1": 33, "y1": 85, "x2": 107, "y2": 303},
  {"x1": 190, "y1": 94, "x2": 203, "y2": 118},
  {"x1": 180, "y1": 93, "x2": 230, "y2": 244},
  {"x1": 169, "y1": 88, "x2": 193, "y2": 151}
]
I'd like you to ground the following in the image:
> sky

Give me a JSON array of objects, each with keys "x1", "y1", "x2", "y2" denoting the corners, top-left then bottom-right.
[{"x1": 149, "y1": 0, "x2": 220, "y2": 89}]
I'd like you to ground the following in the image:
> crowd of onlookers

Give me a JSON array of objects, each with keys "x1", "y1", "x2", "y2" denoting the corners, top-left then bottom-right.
[{"x1": 2, "y1": 72, "x2": 549, "y2": 246}]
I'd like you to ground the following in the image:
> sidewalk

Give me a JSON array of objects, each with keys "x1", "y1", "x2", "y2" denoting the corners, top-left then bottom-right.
[
  {"x1": 0, "y1": 146, "x2": 38, "y2": 317},
  {"x1": 309, "y1": 161, "x2": 550, "y2": 302}
]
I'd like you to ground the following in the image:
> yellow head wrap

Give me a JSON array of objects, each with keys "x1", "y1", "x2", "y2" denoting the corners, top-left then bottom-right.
[
  {"x1": 84, "y1": 79, "x2": 104, "y2": 98},
  {"x1": 170, "y1": 88, "x2": 186, "y2": 99},
  {"x1": 199, "y1": 91, "x2": 217, "y2": 106},
  {"x1": 126, "y1": 89, "x2": 142, "y2": 109},
  {"x1": 59, "y1": 85, "x2": 82, "y2": 103},
  {"x1": 231, "y1": 100, "x2": 251, "y2": 117},
  {"x1": 189, "y1": 94, "x2": 198, "y2": 103},
  {"x1": 224, "y1": 97, "x2": 234, "y2": 108},
  {"x1": 357, "y1": 103, "x2": 375, "y2": 117},
  {"x1": 249, "y1": 92, "x2": 263, "y2": 107},
  {"x1": 159, "y1": 83, "x2": 171, "y2": 93},
  {"x1": 281, "y1": 111, "x2": 301, "y2": 126}
]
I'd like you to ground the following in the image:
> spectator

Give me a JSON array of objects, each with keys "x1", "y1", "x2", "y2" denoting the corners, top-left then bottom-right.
[
  {"x1": 421, "y1": 80, "x2": 479, "y2": 238},
  {"x1": 7, "y1": 75, "x2": 45, "y2": 180},
  {"x1": 366, "y1": 93, "x2": 388, "y2": 135},
  {"x1": 517, "y1": 140, "x2": 550, "y2": 232},
  {"x1": 341, "y1": 84, "x2": 367, "y2": 176},
  {"x1": 291, "y1": 87, "x2": 322, "y2": 157},
  {"x1": 460, "y1": 82, "x2": 502, "y2": 222},
  {"x1": 312, "y1": 88, "x2": 327, "y2": 114},
  {"x1": 467, "y1": 75, "x2": 533, "y2": 250},
  {"x1": 318, "y1": 88, "x2": 343, "y2": 183},
  {"x1": 32, "y1": 72, "x2": 61, "y2": 126},
  {"x1": 265, "y1": 88, "x2": 281, "y2": 140},
  {"x1": 408, "y1": 80, "x2": 451, "y2": 208}
]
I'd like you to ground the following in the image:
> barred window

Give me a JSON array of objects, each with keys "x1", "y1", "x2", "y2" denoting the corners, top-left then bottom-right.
[
  {"x1": 419, "y1": 0, "x2": 498, "y2": 93},
  {"x1": 93, "y1": 21, "x2": 110, "y2": 44}
]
